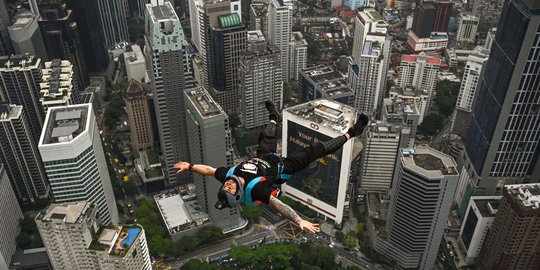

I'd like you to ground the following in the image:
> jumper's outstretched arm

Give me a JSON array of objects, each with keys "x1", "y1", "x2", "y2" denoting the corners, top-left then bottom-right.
[
  {"x1": 268, "y1": 196, "x2": 320, "y2": 233},
  {"x1": 173, "y1": 161, "x2": 216, "y2": 176}
]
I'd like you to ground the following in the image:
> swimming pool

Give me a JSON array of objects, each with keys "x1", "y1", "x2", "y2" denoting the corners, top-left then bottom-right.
[{"x1": 120, "y1": 227, "x2": 141, "y2": 248}]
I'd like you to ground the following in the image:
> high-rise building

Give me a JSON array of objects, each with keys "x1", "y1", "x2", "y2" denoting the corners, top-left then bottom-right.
[
  {"x1": 348, "y1": 34, "x2": 391, "y2": 116},
  {"x1": 36, "y1": 202, "x2": 151, "y2": 270},
  {"x1": 8, "y1": 11, "x2": 48, "y2": 61},
  {"x1": 411, "y1": 0, "x2": 453, "y2": 39},
  {"x1": 96, "y1": 0, "x2": 129, "y2": 48},
  {"x1": 66, "y1": 0, "x2": 109, "y2": 72},
  {"x1": 452, "y1": 46, "x2": 489, "y2": 137},
  {"x1": 288, "y1": 32, "x2": 307, "y2": 81},
  {"x1": 268, "y1": 0, "x2": 293, "y2": 82},
  {"x1": 384, "y1": 146, "x2": 459, "y2": 269},
  {"x1": 388, "y1": 86, "x2": 428, "y2": 124},
  {"x1": 125, "y1": 80, "x2": 154, "y2": 154},
  {"x1": 476, "y1": 184, "x2": 540, "y2": 269},
  {"x1": 0, "y1": 54, "x2": 45, "y2": 144},
  {"x1": 343, "y1": 0, "x2": 368, "y2": 10},
  {"x1": 39, "y1": 59, "x2": 79, "y2": 110},
  {"x1": 124, "y1": 45, "x2": 147, "y2": 83},
  {"x1": 458, "y1": 196, "x2": 501, "y2": 265},
  {"x1": 465, "y1": 0, "x2": 540, "y2": 194},
  {"x1": 399, "y1": 54, "x2": 441, "y2": 114},
  {"x1": 145, "y1": 1, "x2": 191, "y2": 183},
  {"x1": 249, "y1": 3, "x2": 267, "y2": 35},
  {"x1": 484, "y1": 27, "x2": 497, "y2": 51},
  {"x1": 0, "y1": 163, "x2": 23, "y2": 270},
  {"x1": 299, "y1": 65, "x2": 355, "y2": 106},
  {"x1": 351, "y1": 8, "x2": 388, "y2": 62},
  {"x1": 0, "y1": 104, "x2": 49, "y2": 203},
  {"x1": 0, "y1": 0, "x2": 13, "y2": 55},
  {"x1": 184, "y1": 88, "x2": 247, "y2": 233},
  {"x1": 457, "y1": 14, "x2": 480, "y2": 43},
  {"x1": 37, "y1": 0, "x2": 89, "y2": 89},
  {"x1": 189, "y1": 0, "x2": 204, "y2": 51},
  {"x1": 282, "y1": 99, "x2": 358, "y2": 225},
  {"x1": 240, "y1": 31, "x2": 282, "y2": 129},
  {"x1": 38, "y1": 104, "x2": 119, "y2": 225}
]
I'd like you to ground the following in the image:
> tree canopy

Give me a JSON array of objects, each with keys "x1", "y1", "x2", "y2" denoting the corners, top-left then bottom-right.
[
  {"x1": 434, "y1": 80, "x2": 460, "y2": 118},
  {"x1": 419, "y1": 113, "x2": 444, "y2": 136}
]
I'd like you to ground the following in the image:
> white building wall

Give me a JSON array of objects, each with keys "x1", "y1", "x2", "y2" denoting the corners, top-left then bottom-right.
[
  {"x1": 268, "y1": 0, "x2": 292, "y2": 82},
  {"x1": 0, "y1": 164, "x2": 23, "y2": 270},
  {"x1": 457, "y1": 14, "x2": 479, "y2": 43},
  {"x1": 456, "y1": 53, "x2": 488, "y2": 111}
]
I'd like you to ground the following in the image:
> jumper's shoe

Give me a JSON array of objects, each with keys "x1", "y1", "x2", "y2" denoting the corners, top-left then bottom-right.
[
  {"x1": 348, "y1": 113, "x2": 369, "y2": 137},
  {"x1": 265, "y1": 100, "x2": 282, "y2": 123}
]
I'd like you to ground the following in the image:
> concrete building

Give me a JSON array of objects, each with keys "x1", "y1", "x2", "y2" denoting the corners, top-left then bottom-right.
[
  {"x1": 288, "y1": 32, "x2": 307, "y2": 81},
  {"x1": 36, "y1": 202, "x2": 151, "y2": 270},
  {"x1": 184, "y1": 89, "x2": 247, "y2": 233},
  {"x1": 458, "y1": 196, "x2": 501, "y2": 264},
  {"x1": 343, "y1": 0, "x2": 368, "y2": 10},
  {"x1": 188, "y1": 0, "x2": 204, "y2": 51},
  {"x1": 96, "y1": 0, "x2": 129, "y2": 48},
  {"x1": 38, "y1": 104, "x2": 119, "y2": 225},
  {"x1": 0, "y1": 164, "x2": 24, "y2": 270},
  {"x1": 124, "y1": 45, "x2": 147, "y2": 83},
  {"x1": 0, "y1": 104, "x2": 49, "y2": 203},
  {"x1": 0, "y1": 54, "x2": 45, "y2": 143},
  {"x1": 268, "y1": 0, "x2": 293, "y2": 82},
  {"x1": 9, "y1": 247, "x2": 52, "y2": 270},
  {"x1": 399, "y1": 54, "x2": 441, "y2": 114},
  {"x1": 299, "y1": 65, "x2": 355, "y2": 106},
  {"x1": 352, "y1": 8, "x2": 388, "y2": 63},
  {"x1": 0, "y1": 0, "x2": 13, "y2": 56},
  {"x1": 240, "y1": 31, "x2": 282, "y2": 129},
  {"x1": 406, "y1": 31, "x2": 448, "y2": 53},
  {"x1": 125, "y1": 80, "x2": 154, "y2": 154},
  {"x1": 382, "y1": 91, "x2": 421, "y2": 144},
  {"x1": 464, "y1": 0, "x2": 540, "y2": 195},
  {"x1": 484, "y1": 27, "x2": 497, "y2": 51},
  {"x1": 8, "y1": 12, "x2": 48, "y2": 61},
  {"x1": 348, "y1": 33, "x2": 391, "y2": 116},
  {"x1": 411, "y1": 0, "x2": 453, "y2": 38},
  {"x1": 457, "y1": 14, "x2": 479, "y2": 43},
  {"x1": 383, "y1": 147, "x2": 459, "y2": 269},
  {"x1": 39, "y1": 59, "x2": 78, "y2": 110},
  {"x1": 282, "y1": 99, "x2": 359, "y2": 225},
  {"x1": 249, "y1": 3, "x2": 267, "y2": 35},
  {"x1": 476, "y1": 184, "x2": 540, "y2": 269},
  {"x1": 145, "y1": 1, "x2": 192, "y2": 183}
]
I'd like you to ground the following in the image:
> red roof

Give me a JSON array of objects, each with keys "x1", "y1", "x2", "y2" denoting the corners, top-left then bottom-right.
[
  {"x1": 426, "y1": 57, "x2": 442, "y2": 65},
  {"x1": 402, "y1": 55, "x2": 417, "y2": 62}
]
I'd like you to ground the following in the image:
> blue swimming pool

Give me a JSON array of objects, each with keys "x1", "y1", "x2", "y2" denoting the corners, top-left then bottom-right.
[{"x1": 121, "y1": 227, "x2": 141, "y2": 248}]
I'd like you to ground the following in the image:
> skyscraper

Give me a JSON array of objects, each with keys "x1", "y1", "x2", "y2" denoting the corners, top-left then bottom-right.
[
  {"x1": 39, "y1": 59, "x2": 79, "y2": 110},
  {"x1": 351, "y1": 8, "x2": 388, "y2": 63},
  {"x1": 0, "y1": 0, "x2": 13, "y2": 55},
  {"x1": 124, "y1": 45, "x2": 147, "y2": 83},
  {"x1": 282, "y1": 100, "x2": 358, "y2": 225},
  {"x1": 476, "y1": 184, "x2": 540, "y2": 269},
  {"x1": 125, "y1": 80, "x2": 154, "y2": 154},
  {"x1": 96, "y1": 0, "x2": 129, "y2": 48},
  {"x1": 37, "y1": 0, "x2": 89, "y2": 89},
  {"x1": 268, "y1": 0, "x2": 293, "y2": 82},
  {"x1": 36, "y1": 202, "x2": 151, "y2": 270},
  {"x1": 465, "y1": 0, "x2": 540, "y2": 194},
  {"x1": 145, "y1": 1, "x2": 192, "y2": 183},
  {"x1": 457, "y1": 14, "x2": 480, "y2": 43},
  {"x1": 0, "y1": 163, "x2": 23, "y2": 270},
  {"x1": 288, "y1": 32, "x2": 307, "y2": 81},
  {"x1": 299, "y1": 65, "x2": 355, "y2": 106},
  {"x1": 0, "y1": 104, "x2": 49, "y2": 203},
  {"x1": 240, "y1": 31, "x2": 282, "y2": 129},
  {"x1": 399, "y1": 54, "x2": 441, "y2": 114},
  {"x1": 384, "y1": 146, "x2": 459, "y2": 269},
  {"x1": 8, "y1": 11, "x2": 48, "y2": 61},
  {"x1": 411, "y1": 0, "x2": 452, "y2": 39},
  {"x1": 0, "y1": 54, "x2": 45, "y2": 144},
  {"x1": 184, "y1": 88, "x2": 247, "y2": 233},
  {"x1": 189, "y1": 0, "x2": 204, "y2": 51},
  {"x1": 38, "y1": 104, "x2": 119, "y2": 225}
]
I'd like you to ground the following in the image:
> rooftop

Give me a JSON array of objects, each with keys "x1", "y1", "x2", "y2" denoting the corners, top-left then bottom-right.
[
  {"x1": 247, "y1": 30, "x2": 265, "y2": 43},
  {"x1": 506, "y1": 183, "x2": 540, "y2": 210},
  {"x1": 0, "y1": 103, "x2": 22, "y2": 120},
  {"x1": 40, "y1": 59, "x2": 73, "y2": 105},
  {"x1": 0, "y1": 54, "x2": 39, "y2": 69},
  {"x1": 42, "y1": 105, "x2": 89, "y2": 145},
  {"x1": 284, "y1": 99, "x2": 357, "y2": 134},
  {"x1": 401, "y1": 146, "x2": 458, "y2": 178},
  {"x1": 154, "y1": 193, "x2": 210, "y2": 235},
  {"x1": 9, "y1": 11, "x2": 34, "y2": 29},
  {"x1": 401, "y1": 54, "x2": 442, "y2": 65},
  {"x1": 124, "y1": 44, "x2": 145, "y2": 65},
  {"x1": 147, "y1": 1, "x2": 177, "y2": 21},
  {"x1": 186, "y1": 88, "x2": 223, "y2": 118},
  {"x1": 472, "y1": 197, "x2": 502, "y2": 217},
  {"x1": 219, "y1": 13, "x2": 242, "y2": 28},
  {"x1": 39, "y1": 202, "x2": 93, "y2": 224},
  {"x1": 358, "y1": 7, "x2": 384, "y2": 23}
]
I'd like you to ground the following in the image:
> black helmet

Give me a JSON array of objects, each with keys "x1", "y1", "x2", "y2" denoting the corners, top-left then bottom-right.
[{"x1": 215, "y1": 175, "x2": 244, "y2": 210}]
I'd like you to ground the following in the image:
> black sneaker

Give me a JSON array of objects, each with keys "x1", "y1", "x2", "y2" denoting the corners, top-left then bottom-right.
[
  {"x1": 348, "y1": 113, "x2": 369, "y2": 137},
  {"x1": 265, "y1": 100, "x2": 282, "y2": 123}
]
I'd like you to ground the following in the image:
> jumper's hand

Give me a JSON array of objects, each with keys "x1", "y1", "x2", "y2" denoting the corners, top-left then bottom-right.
[
  {"x1": 298, "y1": 220, "x2": 320, "y2": 233},
  {"x1": 173, "y1": 161, "x2": 190, "y2": 174}
]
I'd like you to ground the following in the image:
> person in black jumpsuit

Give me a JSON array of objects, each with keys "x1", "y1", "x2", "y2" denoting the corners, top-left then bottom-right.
[{"x1": 174, "y1": 101, "x2": 368, "y2": 233}]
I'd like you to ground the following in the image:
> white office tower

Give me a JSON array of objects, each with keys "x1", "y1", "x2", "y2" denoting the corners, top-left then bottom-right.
[
  {"x1": 36, "y1": 202, "x2": 151, "y2": 270},
  {"x1": 124, "y1": 45, "x2": 147, "y2": 83},
  {"x1": 38, "y1": 104, "x2": 119, "y2": 225},
  {"x1": 399, "y1": 54, "x2": 441, "y2": 113},
  {"x1": 359, "y1": 122, "x2": 405, "y2": 192},
  {"x1": 189, "y1": 0, "x2": 204, "y2": 51},
  {"x1": 456, "y1": 47, "x2": 490, "y2": 112},
  {"x1": 384, "y1": 147, "x2": 459, "y2": 269},
  {"x1": 288, "y1": 32, "x2": 307, "y2": 81},
  {"x1": 268, "y1": 0, "x2": 293, "y2": 82},
  {"x1": 39, "y1": 59, "x2": 78, "y2": 110},
  {"x1": 283, "y1": 100, "x2": 359, "y2": 225},
  {"x1": 97, "y1": 0, "x2": 129, "y2": 48},
  {"x1": 458, "y1": 196, "x2": 501, "y2": 264},
  {"x1": 145, "y1": 1, "x2": 192, "y2": 182},
  {"x1": 352, "y1": 8, "x2": 388, "y2": 63},
  {"x1": 457, "y1": 14, "x2": 479, "y2": 43},
  {"x1": 240, "y1": 31, "x2": 283, "y2": 129},
  {"x1": 8, "y1": 12, "x2": 48, "y2": 61},
  {"x1": 484, "y1": 28, "x2": 497, "y2": 51},
  {"x1": 348, "y1": 33, "x2": 391, "y2": 116},
  {"x1": 184, "y1": 89, "x2": 247, "y2": 233},
  {"x1": 0, "y1": 104, "x2": 49, "y2": 203},
  {"x1": 0, "y1": 164, "x2": 24, "y2": 270}
]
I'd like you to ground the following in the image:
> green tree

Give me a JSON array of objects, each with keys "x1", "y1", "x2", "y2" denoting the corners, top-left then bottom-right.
[
  {"x1": 148, "y1": 235, "x2": 175, "y2": 256},
  {"x1": 356, "y1": 223, "x2": 365, "y2": 238},
  {"x1": 343, "y1": 233, "x2": 357, "y2": 249},
  {"x1": 434, "y1": 79, "x2": 460, "y2": 117},
  {"x1": 283, "y1": 83, "x2": 293, "y2": 104},
  {"x1": 335, "y1": 231, "x2": 345, "y2": 243},
  {"x1": 419, "y1": 113, "x2": 444, "y2": 136},
  {"x1": 197, "y1": 226, "x2": 225, "y2": 245},
  {"x1": 181, "y1": 259, "x2": 218, "y2": 270}
]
